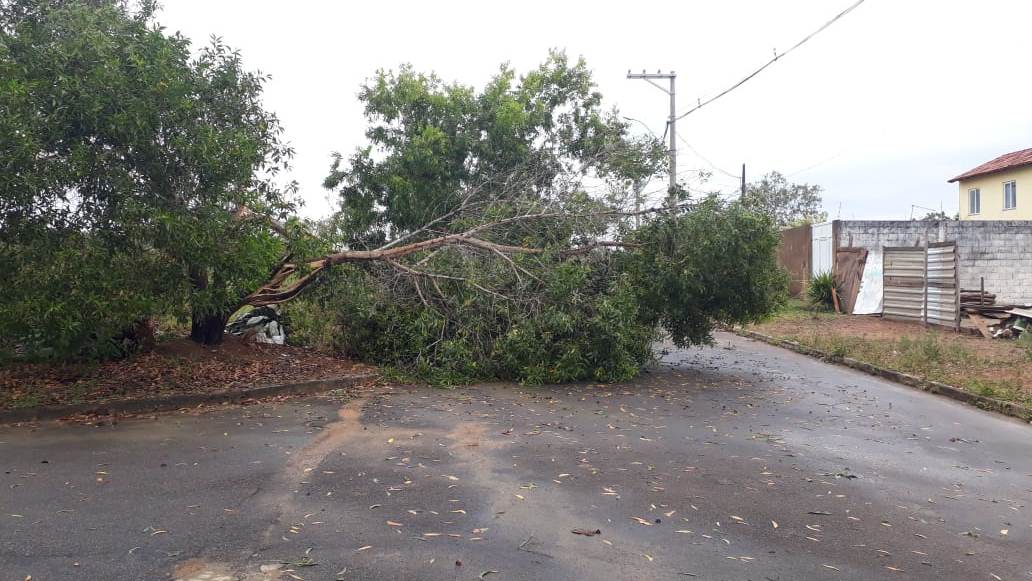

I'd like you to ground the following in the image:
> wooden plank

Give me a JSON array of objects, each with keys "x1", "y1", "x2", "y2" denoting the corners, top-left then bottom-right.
[{"x1": 967, "y1": 313, "x2": 993, "y2": 339}]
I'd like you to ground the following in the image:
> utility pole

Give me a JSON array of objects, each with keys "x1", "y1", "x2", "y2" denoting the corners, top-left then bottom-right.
[
  {"x1": 741, "y1": 164, "x2": 746, "y2": 197},
  {"x1": 633, "y1": 180, "x2": 644, "y2": 229},
  {"x1": 627, "y1": 69, "x2": 677, "y2": 206}
]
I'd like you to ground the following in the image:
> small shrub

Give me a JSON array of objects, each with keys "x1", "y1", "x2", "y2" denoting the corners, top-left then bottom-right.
[{"x1": 806, "y1": 272, "x2": 839, "y2": 310}]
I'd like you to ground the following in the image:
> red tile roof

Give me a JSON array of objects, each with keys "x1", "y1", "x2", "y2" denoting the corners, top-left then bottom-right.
[{"x1": 949, "y1": 147, "x2": 1032, "y2": 182}]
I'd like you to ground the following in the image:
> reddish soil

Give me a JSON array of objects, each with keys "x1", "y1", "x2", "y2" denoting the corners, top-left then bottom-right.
[{"x1": 0, "y1": 335, "x2": 370, "y2": 411}]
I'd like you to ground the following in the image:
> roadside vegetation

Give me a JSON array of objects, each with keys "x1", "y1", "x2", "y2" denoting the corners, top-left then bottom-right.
[
  {"x1": 748, "y1": 300, "x2": 1032, "y2": 406},
  {"x1": 805, "y1": 272, "x2": 839, "y2": 310}
]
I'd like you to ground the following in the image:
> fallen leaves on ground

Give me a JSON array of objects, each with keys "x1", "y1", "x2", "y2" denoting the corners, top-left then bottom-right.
[{"x1": 0, "y1": 335, "x2": 367, "y2": 410}]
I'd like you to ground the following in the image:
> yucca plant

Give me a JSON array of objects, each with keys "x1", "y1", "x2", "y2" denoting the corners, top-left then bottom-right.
[{"x1": 806, "y1": 272, "x2": 839, "y2": 310}]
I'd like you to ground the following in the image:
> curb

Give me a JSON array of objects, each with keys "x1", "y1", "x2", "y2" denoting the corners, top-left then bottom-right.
[
  {"x1": 734, "y1": 329, "x2": 1032, "y2": 423},
  {"x1": 0, "y1": 372, "x2": 377, "y2": 424}
]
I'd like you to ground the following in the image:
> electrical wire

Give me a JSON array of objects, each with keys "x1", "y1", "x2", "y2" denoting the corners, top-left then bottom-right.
[
  {"x1": 786, "y1": 150, "x2": 845, "y2": 177},
  {"x1": 676, "y1": 135, "x2": 740, "y2": 179},
  {"x1": 675, "y1": 0, "x2": 866, "y2": 121}
]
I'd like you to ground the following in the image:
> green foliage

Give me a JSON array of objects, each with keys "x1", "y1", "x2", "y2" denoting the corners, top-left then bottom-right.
[
  {"x1": 0, "y1": 0, "x2": 295, "y2": 356},
  {"x1": 0, "y1": 231, "x2": 184, "y2": 360},
  {"x1": 626, "y1": 197, "x2": 789, "y2": 347},
  {"x1": 288, "y1": 198, "x2": 785, "y2": 384},
  {"x1": 323, "y1": 50, "x2": 665, "y2": 248},
  {"x1": 287, "y1": 259, "x2": 659, "y2": 385},
  {"x1": 916, "y1": 210, "x2": 957, "y2": 221},
  {"x1": 740, "y1": 171, "x2": 826, "y2": 228},
  {"x1": 806, "y1": 272, "x2": 839, "y2": 309},
  {"x1": 281, "y1": 58, "x2": 787, "y2": 385},
  {"x1": 1, "y1": 5, "x2": 787, "y2": 386}
]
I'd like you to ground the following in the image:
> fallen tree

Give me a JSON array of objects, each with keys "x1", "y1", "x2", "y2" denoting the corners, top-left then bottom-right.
[{"x1": 1, "y1": 2, "x2": 787, "y2": 383}]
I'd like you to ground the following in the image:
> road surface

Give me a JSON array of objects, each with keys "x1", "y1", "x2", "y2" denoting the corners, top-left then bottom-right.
[{"x1": 2, "y1": 332, "x2": 1030, "y2": 580}]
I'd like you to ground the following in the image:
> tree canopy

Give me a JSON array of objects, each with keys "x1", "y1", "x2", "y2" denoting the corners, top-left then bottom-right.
[
  {"x1": 1, "y1": 0, "x2": 296, "y2": 354},
  {"x1": 740, "y1": 171, "x2": 827, "y2": 227},
  {"x1": 323, "y1": 52, "x2": 665, "y2": 248}
]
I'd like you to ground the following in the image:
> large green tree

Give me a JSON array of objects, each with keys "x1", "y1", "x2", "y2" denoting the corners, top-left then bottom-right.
[{"x1": 0, "y1": 0, "x2": 295, "y2": 353}]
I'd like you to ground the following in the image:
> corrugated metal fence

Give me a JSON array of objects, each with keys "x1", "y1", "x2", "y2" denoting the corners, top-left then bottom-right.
[
  {"x1": 882, "y1": 242, "x2": 960, "y2": 329},
  {"x1": 883, "y1": 247, "x2": 924, "y2": 322}
]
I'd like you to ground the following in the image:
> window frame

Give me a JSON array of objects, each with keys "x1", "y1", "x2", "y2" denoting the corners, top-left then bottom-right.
[
  {"x1": 969, "y1": 188, "x2": 980, "y2": 215},
  {"x1": 1003, "y1": 180, "x2": 1017, "y2": 210}
]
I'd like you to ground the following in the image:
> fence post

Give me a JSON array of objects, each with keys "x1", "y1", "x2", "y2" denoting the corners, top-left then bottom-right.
[
  {"x1": 922, "y1": 233, "x2": 929, "y2": 327},
  {"x1": 954, "y1": 245, "x2": 961, "y2": 332}
]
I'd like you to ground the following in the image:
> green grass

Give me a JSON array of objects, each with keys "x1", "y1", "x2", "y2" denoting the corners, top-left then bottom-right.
[
  {"x1": 751, "y1": 306, "x2": 1032, "y2": 407},
  {"x1": 1017, "y1": 331, "x2": 1032, "y2": 362},
  {"x1": 966, "y1": 378, "x2": 1027, "y2": 403},
  {"x1": 767, "y1": 298, "x2": 837, "y2": 323}
]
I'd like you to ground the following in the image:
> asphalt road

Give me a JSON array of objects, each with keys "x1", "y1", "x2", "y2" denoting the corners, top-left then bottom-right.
[{"x1": 2, "y1": 332, "x2": 1030, "y2": 580}]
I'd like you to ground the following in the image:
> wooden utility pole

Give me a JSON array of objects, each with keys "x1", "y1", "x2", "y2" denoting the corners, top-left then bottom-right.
[{"x1": 627, "y1": 69, "x2": 677, "y2": 206}]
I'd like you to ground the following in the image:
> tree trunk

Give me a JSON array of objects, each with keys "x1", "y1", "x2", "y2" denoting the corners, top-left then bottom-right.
[
  {"x1": 187, "y1": 265, "x2": 230, "y2": 345},
  {"x1": 190, "y1": 310, "x2": 228, "y2": 345}
]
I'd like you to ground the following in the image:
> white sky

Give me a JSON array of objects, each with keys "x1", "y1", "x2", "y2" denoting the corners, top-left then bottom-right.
[{"x1": 158, "y1": 0, "x2": 1032, "y2": 220}]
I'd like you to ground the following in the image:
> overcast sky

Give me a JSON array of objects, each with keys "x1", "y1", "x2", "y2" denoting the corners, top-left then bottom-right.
[{"x1": 158, "y1": 0, "x2": 1032, "y2": 220}]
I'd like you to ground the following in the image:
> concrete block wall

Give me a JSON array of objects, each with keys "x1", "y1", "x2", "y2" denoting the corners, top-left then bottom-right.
[{"x1": 835, "y1": 220, "x2": 1032, "y2": 304}]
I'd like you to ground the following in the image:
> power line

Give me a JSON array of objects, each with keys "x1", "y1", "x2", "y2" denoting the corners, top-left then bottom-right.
[
  {"x1": 786, "y1": 149, "x2": 846, "y2": 177},
  {"x1": 676, "y1": 135, "x2": 739, "y2": 178},
  {"x1": 675, "y1": 0, "x2": 866, "y2": 122}
]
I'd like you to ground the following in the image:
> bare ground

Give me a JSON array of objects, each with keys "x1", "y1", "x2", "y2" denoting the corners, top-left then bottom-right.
[{"x1": 0, "y1": 335, "x2": 368, "y2": 411}]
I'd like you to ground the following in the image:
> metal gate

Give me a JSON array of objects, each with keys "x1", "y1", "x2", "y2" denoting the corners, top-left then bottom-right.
[{"x1": 882, "y1": 242, "x2": 959, "y2": 329}]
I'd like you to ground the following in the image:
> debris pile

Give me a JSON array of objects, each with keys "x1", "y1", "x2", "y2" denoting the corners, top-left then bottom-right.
[
  {"x1": 961, "y1": 288, "x2": 1032, "y2": 339},
  {"x1": 226, "y1": 306, "x2": 286, "y2": 344}
]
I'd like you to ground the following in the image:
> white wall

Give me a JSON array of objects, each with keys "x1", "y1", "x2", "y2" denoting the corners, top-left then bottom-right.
[{"x1": 811, "y1": 222, "x2": 835, "y2": 276}]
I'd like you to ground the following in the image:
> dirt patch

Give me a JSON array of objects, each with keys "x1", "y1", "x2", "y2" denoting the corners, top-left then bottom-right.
[
  {"x1": 173, "y1": 558, "x2": 235, "y2": 580},
  {"x1": 748, "y1": 307, "x2": 1032, "y2": 404},
  {"x1": 284, "y1": 398, "x2": 368, "y2": 480},
  {"x1": 0, "y1": 335, "x2": 372, "y2": 411}
]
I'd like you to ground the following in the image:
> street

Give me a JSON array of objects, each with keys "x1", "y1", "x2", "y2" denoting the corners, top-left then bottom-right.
[{"x1": 1, "y1": 332, "x2": 1029, "y2": 580}]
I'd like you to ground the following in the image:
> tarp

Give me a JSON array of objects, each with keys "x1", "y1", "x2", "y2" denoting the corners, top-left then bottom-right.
[{"x1": 852, "y1": 247, "x2": 883, "y2": 315}]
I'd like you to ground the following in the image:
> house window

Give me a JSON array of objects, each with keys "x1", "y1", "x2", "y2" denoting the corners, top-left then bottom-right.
[
  {"x1": 969, "y1": 188, "x2": 980, "y2": 215},
  {"x1": 1004, "y1": 180, "x2": 1017, "y2": 210}
]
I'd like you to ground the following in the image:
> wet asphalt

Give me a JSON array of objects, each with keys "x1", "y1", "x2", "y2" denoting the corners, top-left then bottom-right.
[{"x1": 1, "y1": 332, "x2": 1030, "y2": 581}]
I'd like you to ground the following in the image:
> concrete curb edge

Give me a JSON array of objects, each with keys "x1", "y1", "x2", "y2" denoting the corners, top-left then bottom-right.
[
  {"x1": 734, "y1": 329, "x2": 1032, "y2": 423},
  {"x1": 0, "y1": 372, "x2": 378, "y2": 424}
]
